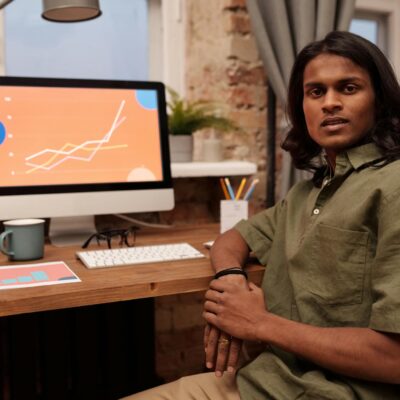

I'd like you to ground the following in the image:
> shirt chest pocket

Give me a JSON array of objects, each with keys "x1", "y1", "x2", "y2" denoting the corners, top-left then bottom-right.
[{"x1": 307, "y1": 224, "x2": 369, "y2": 305}]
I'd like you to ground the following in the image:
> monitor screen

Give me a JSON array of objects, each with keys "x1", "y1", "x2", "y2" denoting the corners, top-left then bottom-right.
[{"x1": 0, "y1": 77, "x2": 174, "y2": 244}]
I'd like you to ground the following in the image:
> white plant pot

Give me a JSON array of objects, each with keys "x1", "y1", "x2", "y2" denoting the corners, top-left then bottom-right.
[
  {"x1": 202, "y1": 138, "x2": 222, "y2": 162},
  {"x1": 169, "y1": 135, "x2": 193, "y2": 163}
]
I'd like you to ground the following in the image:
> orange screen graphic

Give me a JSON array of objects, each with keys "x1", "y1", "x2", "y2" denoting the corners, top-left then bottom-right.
[{"x1": 0, "y1": 86, "x2": 163, "y2": 186}]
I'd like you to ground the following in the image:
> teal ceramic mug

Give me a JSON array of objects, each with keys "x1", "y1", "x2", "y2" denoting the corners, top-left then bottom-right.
[{"x1": 0, "y1": 219, "x2": 45, "y2": 261}]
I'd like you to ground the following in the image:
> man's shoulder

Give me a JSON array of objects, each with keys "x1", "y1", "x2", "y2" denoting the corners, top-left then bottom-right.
[{"x1": 366, "y1": 158, "x2": 400, "y2": 197}]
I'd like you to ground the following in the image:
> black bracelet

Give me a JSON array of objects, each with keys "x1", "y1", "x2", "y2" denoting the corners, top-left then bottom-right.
[{"x1": 214, "y1": 267, "x2": 248, "y2": 280}]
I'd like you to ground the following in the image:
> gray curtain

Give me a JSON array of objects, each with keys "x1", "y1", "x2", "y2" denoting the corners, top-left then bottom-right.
[{"x1": 246, "y1": 0, "x2": 356, "y2": 199}]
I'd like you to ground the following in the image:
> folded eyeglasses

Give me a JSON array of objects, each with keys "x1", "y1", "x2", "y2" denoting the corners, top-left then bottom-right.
[{"x1": 81, "y1": 226, "x2": 139, "y2": 249}]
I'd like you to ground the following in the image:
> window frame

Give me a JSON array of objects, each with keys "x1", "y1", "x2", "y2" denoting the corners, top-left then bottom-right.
[
  {"x1": 355, "y1": 0, "x2": 400, "y2": 79},
  {"x1": 149, "y1": 0, "x2": 185, "y2": 94},
  {"x1": 351, "y1": 11, "x2": 387, "y2": 53}
]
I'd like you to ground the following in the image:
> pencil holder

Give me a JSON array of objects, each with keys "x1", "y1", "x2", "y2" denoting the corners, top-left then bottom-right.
[{"x1": 220, "y1": 200, "x2": 248, "y2": 233}]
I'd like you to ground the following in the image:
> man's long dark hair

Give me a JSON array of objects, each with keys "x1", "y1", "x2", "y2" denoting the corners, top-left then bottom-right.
[{"x1": 282, "y1": 31, "x2": 400, "y2": 173}]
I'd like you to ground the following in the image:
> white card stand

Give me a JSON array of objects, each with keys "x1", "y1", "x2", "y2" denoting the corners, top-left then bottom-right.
[{"x1": 220, "y1": 200, "x2": 248, "y2": 233}]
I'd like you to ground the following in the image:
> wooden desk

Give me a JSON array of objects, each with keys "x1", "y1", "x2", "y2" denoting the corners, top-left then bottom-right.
[
  {"x1": 0, "y1": 223, "x2": 264, "y2": 317},
  {"x1": 0, "y1": 223, "x2": 265, "y2": 399}
]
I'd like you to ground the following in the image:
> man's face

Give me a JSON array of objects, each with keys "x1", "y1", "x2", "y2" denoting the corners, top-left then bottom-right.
[{"x1": 302, "y1": 53, "x2": 376, "y2": 159}]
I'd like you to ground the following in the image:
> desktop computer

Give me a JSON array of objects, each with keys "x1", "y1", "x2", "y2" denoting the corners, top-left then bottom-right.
[{"x1": 0, "y1": 76, "x2": 174, "y2": 245}]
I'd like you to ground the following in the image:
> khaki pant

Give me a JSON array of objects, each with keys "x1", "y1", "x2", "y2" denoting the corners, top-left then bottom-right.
[{"x1": 121, "y1": 372, "x2": 241, "y2": 400}]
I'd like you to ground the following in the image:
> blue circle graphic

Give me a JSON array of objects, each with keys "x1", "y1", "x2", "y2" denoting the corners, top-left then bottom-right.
[
  {"x1": 0, "y1": 122, "x2": 5, "y2": 145},
  {"x1": 135, "y1": 90, "x2": 157, "y2": 110}
]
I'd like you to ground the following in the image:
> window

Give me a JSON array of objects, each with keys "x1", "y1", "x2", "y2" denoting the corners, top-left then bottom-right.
[
  {"x1": 3, "y1": 0, "x2": 150, "y2": 80},
  {"x1": 350, "y1": 11, "x2": 387, "y2": 53},
  {"x1": 0, "y1": 0, "x2": 185, "y2": 91},
  {"x1": 353, "y1": 0, "x2": 400, "y2": 79}
]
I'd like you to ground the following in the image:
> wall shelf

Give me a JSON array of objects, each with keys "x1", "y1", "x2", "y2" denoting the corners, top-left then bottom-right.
[{"x1": 171, "y1": 161, "x2": 257, "y2": 178}]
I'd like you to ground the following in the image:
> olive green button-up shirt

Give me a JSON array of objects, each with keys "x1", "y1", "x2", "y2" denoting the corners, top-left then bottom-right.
[{"x1": 235, "y1": 143, "x2": 400, "y2": 399}]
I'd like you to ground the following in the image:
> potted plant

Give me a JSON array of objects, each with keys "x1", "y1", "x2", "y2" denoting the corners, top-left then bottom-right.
[{"x1": 167, "y1": 88, "x2": 236, "y2": 162}]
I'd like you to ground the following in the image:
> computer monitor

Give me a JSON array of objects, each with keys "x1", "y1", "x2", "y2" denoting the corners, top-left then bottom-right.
[{"x1": 0, "y1": 76, "x2": 174, "y2": 245}]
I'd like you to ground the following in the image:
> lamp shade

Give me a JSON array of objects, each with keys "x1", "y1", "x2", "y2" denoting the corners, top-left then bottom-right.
[
  {"x1": 0, "y1": 0, "x2": 13, "y2": 10},
  {"x1": 42, "y1": 0, "x2": 101, "y2": 22}
]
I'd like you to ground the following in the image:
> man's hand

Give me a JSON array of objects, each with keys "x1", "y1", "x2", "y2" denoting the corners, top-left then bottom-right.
[
  {"x1": 203, "y1": 273, "x2": 247, "y2": 377},
  {"x1": 203, "y1": 323, "x2": 242, "y2": 377},
  {"x1": 204, "y1": 228, "x2": 253, "y2": 376},
  {"x1": 203, "y1": 279, "x2": 268, "y2": 341}
]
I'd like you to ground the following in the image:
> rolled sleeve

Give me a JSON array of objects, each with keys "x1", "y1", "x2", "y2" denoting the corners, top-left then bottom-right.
[{"x1": 234, "y1": 199, "x2": 285, "y2": 266}]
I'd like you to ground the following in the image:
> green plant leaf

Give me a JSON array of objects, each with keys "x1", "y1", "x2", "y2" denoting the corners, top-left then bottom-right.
[{"x1": 166, "y1": 87, "x2": 237, "y2": 136}]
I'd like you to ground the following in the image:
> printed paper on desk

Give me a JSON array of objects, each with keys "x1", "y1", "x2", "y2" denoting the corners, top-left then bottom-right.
[
  {"x1": 0, "y1": 261, "x2": 81, "y2": 290},
  {"x1": 220, "y1": 200, "x2": 248, "y2": 233}
]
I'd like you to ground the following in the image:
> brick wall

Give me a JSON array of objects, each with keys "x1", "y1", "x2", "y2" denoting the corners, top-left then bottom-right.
[
  {"x1": 155, "y1": 292, "x2": 207, "y2": 381},
  {"x1": 186, "y1": 0, "x2": 268, "y2": 202}
]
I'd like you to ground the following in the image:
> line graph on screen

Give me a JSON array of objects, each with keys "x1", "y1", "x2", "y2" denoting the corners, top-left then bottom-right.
[
  {"x1": 0, "y1": 86, "x2": 163, "y2": 186},
  {"x1": 25, "y1": 100, "x2": 127, "y2": 174}
]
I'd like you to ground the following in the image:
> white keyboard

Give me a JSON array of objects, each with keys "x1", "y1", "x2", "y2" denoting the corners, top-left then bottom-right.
[{"x1": 76, "y1": 242, "x2": 205, "y2": 269}]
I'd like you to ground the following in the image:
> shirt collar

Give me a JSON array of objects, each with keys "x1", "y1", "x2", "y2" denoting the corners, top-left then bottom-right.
[{"x1": 337, "y1": 143, "x2": 384, "y2": 171}]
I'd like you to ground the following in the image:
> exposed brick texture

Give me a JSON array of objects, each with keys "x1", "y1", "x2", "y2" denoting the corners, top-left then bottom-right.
[
  {"x1": 155, "y1": 292, "x2": 207, "y2": 381},
  {"x1": 229, "y1": 35, "x2": 259, "y2": 62},
  {"x1": 185, "y1": 0, "x2": 270, "y2": 207},
  {"x1": 226, "y1": 62, "x2": 266, "y2": 86},
  {"x1": 223, "y1": 0, "x2": 247, "y2": 10},
  {"x1": 223, "y1": 12, "x2": 251, "y2": 34}
]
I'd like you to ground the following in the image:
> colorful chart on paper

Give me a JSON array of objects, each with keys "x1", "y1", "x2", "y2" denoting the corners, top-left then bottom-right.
[
  {"x1": 0, "y1": 261, "x2": 80, "y2": 290},
  {"x1": 0, "y1": 87, "x2": 162, "y2": 186}
]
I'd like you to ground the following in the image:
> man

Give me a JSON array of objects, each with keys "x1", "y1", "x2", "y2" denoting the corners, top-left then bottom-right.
[{"x1": 124, "y1": 31, "x2": 400, "y2": 400}]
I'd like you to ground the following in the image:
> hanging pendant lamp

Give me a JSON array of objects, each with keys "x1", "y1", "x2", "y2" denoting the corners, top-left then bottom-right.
[
  {"x1": 42, "y1": 0, "x2": 101, "y2": 22},
  {"x1": 0, "y1": 0, "x2": 13, "y2": 9}
]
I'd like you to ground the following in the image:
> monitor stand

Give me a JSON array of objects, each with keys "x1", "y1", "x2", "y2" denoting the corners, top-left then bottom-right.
[{"x1": 49, "y1": 215, "x2": 97, "y2": 247}]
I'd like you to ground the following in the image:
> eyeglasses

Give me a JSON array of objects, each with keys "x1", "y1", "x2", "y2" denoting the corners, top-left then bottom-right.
[{"x1": 81, "y1": 226, "x2": 139, "y2": 249}]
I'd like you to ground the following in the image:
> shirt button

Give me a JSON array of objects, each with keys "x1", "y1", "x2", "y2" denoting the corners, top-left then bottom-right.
[{"x1": 313, "y1": 208, "x2": 320, "y2": 215}]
